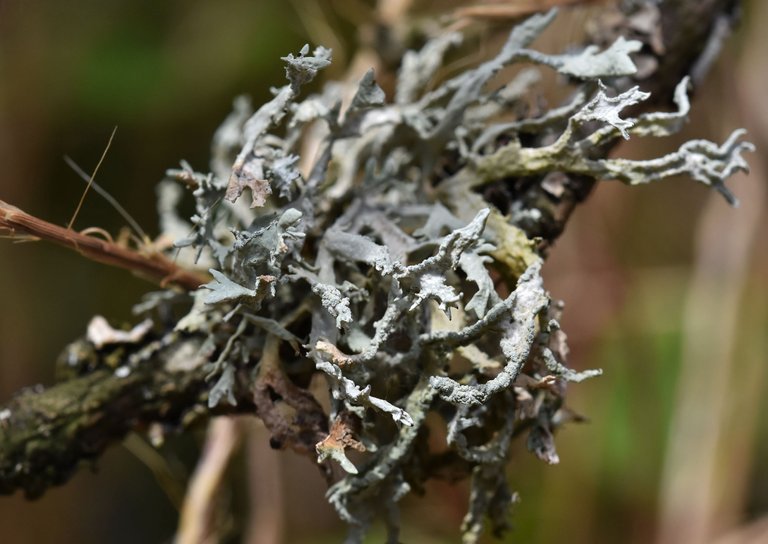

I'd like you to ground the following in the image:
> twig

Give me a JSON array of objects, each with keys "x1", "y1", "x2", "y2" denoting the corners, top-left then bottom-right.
[
  {"x1": 123, "y1": 432, "x2": 187, "y2": 510},
  {"x1": 176, "y1": 417, "x2": 243, "y2": 544},
  {"x1": 244, "y1": 422, "x2": 285, "y2": 544},
  {"x1": 0, "y1": 199, "x2": 208, "y2": 291}
]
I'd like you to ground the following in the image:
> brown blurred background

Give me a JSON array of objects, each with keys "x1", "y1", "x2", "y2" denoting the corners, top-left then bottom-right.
[{"x1": 0, "y1": 1, "x2": 766, "y2": 542}]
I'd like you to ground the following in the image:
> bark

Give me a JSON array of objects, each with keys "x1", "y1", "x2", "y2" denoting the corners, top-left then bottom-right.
[{"x1": 0, "y1": 335, "x2": 220, "y2": 498}]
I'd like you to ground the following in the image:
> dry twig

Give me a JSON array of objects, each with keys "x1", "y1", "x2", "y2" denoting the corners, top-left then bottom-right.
[{"x1": 0, "y1": 199, "x2": 208, "y2": 291}]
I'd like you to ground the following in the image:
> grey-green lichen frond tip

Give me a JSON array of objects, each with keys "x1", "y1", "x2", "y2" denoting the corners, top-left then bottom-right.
[{"x1": 473, "y1": 75, "x2": 753, "y2": 207}]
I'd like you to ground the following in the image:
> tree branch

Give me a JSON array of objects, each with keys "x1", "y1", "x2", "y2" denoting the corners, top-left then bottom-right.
[{"x1": 0, "y1": 334, "x2": 252, "y2": 498}]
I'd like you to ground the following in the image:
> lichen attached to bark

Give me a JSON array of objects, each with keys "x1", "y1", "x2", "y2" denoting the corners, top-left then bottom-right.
[{"x1": 0, "y1": 6, "x2": 751, "y2": 543}]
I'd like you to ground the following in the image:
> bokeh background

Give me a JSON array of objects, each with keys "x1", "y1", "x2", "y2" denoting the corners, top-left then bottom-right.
[{"x1": 0, "y1": 1, "x2": 766, "y2": 542}]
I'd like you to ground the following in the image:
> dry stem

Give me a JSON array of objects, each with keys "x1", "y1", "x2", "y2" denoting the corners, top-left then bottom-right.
[
  {"x1": 0, "y1": 199, "x2": 208, "y2": 291},
  {"x1": 176, "y1": 417, "x2": 243, "y2": 544}
]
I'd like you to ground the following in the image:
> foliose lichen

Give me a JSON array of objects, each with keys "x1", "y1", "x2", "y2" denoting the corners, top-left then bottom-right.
[{"x1": 139, "y1": 9, "x2": 751, "y2": 542}]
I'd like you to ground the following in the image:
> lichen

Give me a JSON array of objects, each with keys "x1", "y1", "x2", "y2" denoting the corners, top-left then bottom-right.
[{"x1": 123, "y1": 8, "x2": 754, "y2": 542}]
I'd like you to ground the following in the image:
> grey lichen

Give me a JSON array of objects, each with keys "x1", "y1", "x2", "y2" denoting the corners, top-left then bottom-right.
[
  {"x1": 120, "y1": 8, "x2": 753, "y2": 543},
  {"x1": 428, "y1": 261, "x2": 550, "y2": 407},
  {"x1": 469, "y1": 78, "x2": 752, "y2": 206}
]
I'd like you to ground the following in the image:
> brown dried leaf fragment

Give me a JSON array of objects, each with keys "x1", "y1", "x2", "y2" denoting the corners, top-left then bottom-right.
[
  {"x1": 316, "y1": 412, "x2": 365, "y2": 474},
  {"x1": 225, "y1": 160, "x2": 272, "y2": 208},
  {"x1": 252, "y1": 336, "x2": 330, "y2": 478}
]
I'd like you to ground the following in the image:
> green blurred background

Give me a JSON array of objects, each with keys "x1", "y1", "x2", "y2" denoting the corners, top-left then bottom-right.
[{"x1": 0, "y1": 1, "x2": 766, "y2": 542}]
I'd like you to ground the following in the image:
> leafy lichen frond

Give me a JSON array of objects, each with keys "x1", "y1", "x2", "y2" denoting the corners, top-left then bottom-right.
[{"x1": 145, "y1": 9, "x2": 750, "y2": 543}]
